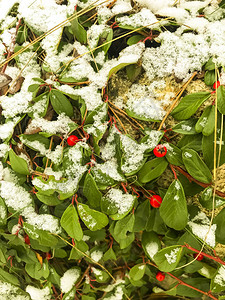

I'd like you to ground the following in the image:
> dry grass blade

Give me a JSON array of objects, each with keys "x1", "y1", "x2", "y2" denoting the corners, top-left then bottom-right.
[{"x1": 158, "y1": 72, "x2": 197, "y2": 131}]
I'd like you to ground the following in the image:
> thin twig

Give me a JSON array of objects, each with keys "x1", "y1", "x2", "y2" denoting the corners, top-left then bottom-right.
[{"x1": 158, "y1": 72, "x2": 197, "y2": 130}]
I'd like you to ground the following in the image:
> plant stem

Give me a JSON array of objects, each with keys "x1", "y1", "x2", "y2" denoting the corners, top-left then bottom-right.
[
  {"x1": 166, "y1": 272, "x2": 218, "y2": 300},
  {"x1": 147, "y1": 261, "x2": 218, "y2": 300},
  {"x1": 183, "y1": 243, "x2": 225, "y2": 266},
  {"x1": 171, "y1": 165, "x2": 225, "y2": 198}
]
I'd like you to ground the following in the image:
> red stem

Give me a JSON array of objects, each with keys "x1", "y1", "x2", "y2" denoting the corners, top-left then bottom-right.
[
  {"x1": 183, "y1": 243, "x2": 225, "y2": 266},
  {"x1": 170, "y1": 164, "x2": 177, "y2": 180},
  {"x1": 171, "y1": 165, "x2": 225, "y2": 198},
  {"x1": 167, "y1": 272, "x2": 218, "y2": 300}
]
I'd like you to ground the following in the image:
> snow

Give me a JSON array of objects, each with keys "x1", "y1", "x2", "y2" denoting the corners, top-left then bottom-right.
[
  {"x1": 0, "y1": 180, "x2": 60, "y2": 233},
  {"x1": 146, "y1": 242, "x2": 159, "y2": 259},
  {"x1": 0, "y1": 280, "x2": 30, "y2": 300},
  {"x1": 26, "y1": 286, "x2": 51, "y2": 300},
  {"x1": 214, "y1": 266, "x2": 225, "y2": 287},
  {"x1": 188, "y1": 211, "x2": 216, "y2": 247},
  {"x1": 90, "y1": 250, "x2": 103, "y2": 262},
  {"x1": 60, "y1": 268, "x2": 80, "y2": 293},
  {"x1": 0, "y1": 144, "x2": 10, "y2": 158},
  {"x1": 103, "y1": 188, "x2": 135, "y2": 215},
  {"x1": 0, "y1": 117, "x2": 20, "y2": 140},
  {"x1": 184, "y1": 151, "x2": 192, "y2": 158},
  {"x1": 26, "y1": 113, "x2": 75, "y2": 136},
  {"x1": 165, "y1": 248, "x2": 180, "y2": 264}
]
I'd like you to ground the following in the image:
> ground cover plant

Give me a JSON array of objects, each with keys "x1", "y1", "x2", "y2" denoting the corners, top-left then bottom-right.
[{"x1": 1, "y1": 0, "x2": 225, "y2": 299}]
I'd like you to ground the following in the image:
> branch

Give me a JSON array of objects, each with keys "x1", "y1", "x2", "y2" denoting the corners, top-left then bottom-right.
[{"x1": 171, "y1": 165, "x2": 225, "y2": 198}]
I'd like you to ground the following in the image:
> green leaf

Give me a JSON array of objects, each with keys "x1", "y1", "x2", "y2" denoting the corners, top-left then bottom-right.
[
  {"x1": 102, "y1": 28, "x2": 113, "y2": 54},
  {"x1": 177, "y1": 134, "x2": 202, "y2": 151},
  {"x1": 70, "y1": 15, "x2": 87, "y2": 44},
  {"x1": 49, "y1": 89, "x2": 73, "y2": 117},
  {"x1": 176, "y1": 278, "x2": 210, "y2": 297},
  {"x1": 127, "y1": 35, "x2": 144, "y2": 45},
  {"x1": 60, "y1": 205, "x2": 83, "y2": 241},
  {"x1": 0, "y1": 197, "x2": 7, "y2": 227},
  {"x1": 92, "y1": 267, "x2": 110, "y2": 283},
  {"x1": 77, "y1": 203, "x2": 108, "y2": 231},
  {"x1": 182, "y1": 149, "x2": 212, "y2": 183},
  {"x1": 108, "y1": 62, "x2": 136, "y2": 79},
  {"x1": 195, "y1": 105, "x2": 215, "y2": 135},
  {"x1": 214, "y1": 208, "x2": 225, "y2": 244},
  {"x1": 200, "y1": 187, "x2": 225, "y2": 209},
  {"x1": 210, "y1": 266, "x2": 225, "y2": 292},
  {"x1": 217, "y1": 85, "x2": 225, "y2": 114},
  {"x1": 9, "y1": 149, "x2": 30, "y2": 175},
  {"x1": 28, "y1": 92, "x2": 49, "y2": 118},
  {"x1": 202, "y1": 115, "x2": 225, "y2": 169},
  {"x1": 126, "y1": 64, "x2": 142, "y2": 82},
  {"x1": 171, "y1": 92, "x2": 211, "y2": 120},
  {"x1": 142, "y1": 231, "x2": 161, "y2": 261},
  {"x1": 165, "y1": 144, "x2": 183, "y2": 166},
  {"x1": 20, "y1": 133, "x2": 50, "y2": 152},
  {"x1": 0, "y1": 268, "x2": 20, "y2": 286},
  {"x1": 129, "y1": 264, "x2": 146, "y2": 281},
  {"x1": 205, "y1": 58, "x2": 216, "y2": 70},
  {"x1": 133, "y1": 199, "x2": 151, "y2": 232},
  {"x1": 25, "y1": 261, "x2": 49, "y2": 280},
  {"x1": 103, "y1": 247, "x2": 117, "y2": 261},
  {"x1": 204, "y1": 70, "x2": 215, "y2": 86},
  {"x1": 36, "y1": 192, "x2": 61, "y2": 206},
  {"x1": 23, "y1": 222, "x2": 58, "y2": 247},
  {"x1": 111, "y1": 214, "x2": 135, "y2": 249},
  {"x1": 198, "y1": 263, "x2": 216, "y2": 279},
  {"x1": 172, "y1": 119, "x2": 198, "y2": 135},
  {"x1": 159, "y1": 179, "x2": 188, "y2": 230},
  {"x1": 138, "y1": 157, "x2": 168, "y2": 183},
  {"x1": 69, "y1": 240, "x2": 89, "y2": 260},
  {"x1": 153, "y1": 245, "x2": 183, "y2": 272},
  {"x1": 83, "y1": 172, "x2": 102, "y2": 208}
]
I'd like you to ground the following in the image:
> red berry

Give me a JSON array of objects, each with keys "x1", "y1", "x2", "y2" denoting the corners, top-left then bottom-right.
[
  {"x1": 24, "y1": 235, "x2": 30, "y2": 245},
  {"x1": 149, "y1": 195, "x2": 163, "y2": 208},
  {"x1": 213, "y1": 81, "x2": 220, "y2": 89},
  {"x1": 156, "y1": 271, "x2": 165, "y2": 281},
  {"x1": 67, "y1": 135, "x2": 79, "y2": 146},
  {"x1": 153, "y1": 145, "x2": 167, "y2": 157},
  {"x1": 46, "y1": 253, "x2": 51, "y2": 260},
  {"x1": 194, "y1": 253, "x2": 204, "y2": 261}
]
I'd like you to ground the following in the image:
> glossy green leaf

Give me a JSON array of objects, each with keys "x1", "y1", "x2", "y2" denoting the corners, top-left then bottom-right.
[
  {"x1": 210, "y1": 266, "x2": 225, "y2": 292},
  {"x1": 103, "y1": 247, "x2": 117, "y2": 261},
  {"x1": 138, "y1": 157, "x2": 168, "y2": 183},
  {"x1": 177, "y1": 134, "x2": 202, "y2": 151},
  {"x1": 23, "y1": 222, "x2": 58, "y2": 247},
  {"x1": 153, "y1": 245, "x2": 183, "y2": 272},
  {"x1": 77, "y1": 203, "x2": 108, "y2": 231},
  {"x1": 129, "y1": 264, "x2": 146, "y2": 281},
  {"x1": 0, "y1": 197, "x2": 7, "y2": 227},
  {"x1": 127, "y1": 35, "x2": 143, "y2": 45},
  {"x1": 165, "y1": 143, "x2": 183, "y2": 166},
  {"x1": 172, "y1": 119, "x2": 198, "y2": 135},
  {"x1": 20, "y1": 133, "x2": 50, "y2": 152},
  {"x1": 171, "y1": 92, "x2": 211, "y2": 120},
  {"x1": 214, "y1": 208, "x2": 225, "y2": 244},
  {"x1": 182, "y1": 149, "x2": 212, "y2": 183},
  {"x1": 217, "y1": 85, "x2": 225, "y2": 114},
  {"x1": 200, "y1": 187, "x2": 225, "y2": 209},
  {"x1": 141, "y1": 231, "x2": 161, "y2": 261},
  {"x1": 25, "y1": 261, "x2": 49, "y2": 280},
  {"x1": 60, "y1": 205, "x2": 83, "y2": 241},
  {"x1": 50, "y1": 89, "x2": 73, "y2": 117},
  {"x1": 9, "y1": 149, "x2": 30, "y2": 175},
  {"x1": 159, "y1": 179, "x2": 188, "y2": 230},
  {"x1": 36, "y1": 192, "x2": 61, "y2": 206},
  {"x1": 70, "y1": 16, "x2": 87, "y2": 44},
  {"x1": 133, "y1": 199, "x2": 151, "y2": 232},
  {"x1": 204, "y1": 70, "x2": 215, "y2": 86},
  {"x1": 83, "y1": 173, "x2": 102, "y2": 207},
  {"x1": 0, "y1": 268, "x2": 20, "y2": 286}
]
